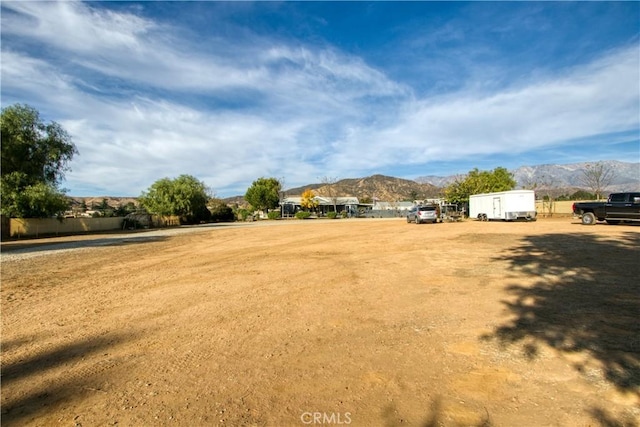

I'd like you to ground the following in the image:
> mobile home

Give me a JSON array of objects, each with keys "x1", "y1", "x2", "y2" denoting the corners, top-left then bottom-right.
[{"x1": 469, "y1": 190, "x2": 536, "y2": 221}]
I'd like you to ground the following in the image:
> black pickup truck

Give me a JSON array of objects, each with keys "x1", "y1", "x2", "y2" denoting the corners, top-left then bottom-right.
[{"x1": 572, "y1": 192, "x2": 640, "y2": 225}]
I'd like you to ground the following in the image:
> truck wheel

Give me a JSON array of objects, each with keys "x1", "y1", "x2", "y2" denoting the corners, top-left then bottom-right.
[
  {"x1": 415, "y1": 216, "x2": 421, "y2": 224},
  {"x1": 581, "y1": 212, "x2": 596, "y2": 225},
  {"x1": 406, "y1": 216, "x2": 411, "y2": 223}
]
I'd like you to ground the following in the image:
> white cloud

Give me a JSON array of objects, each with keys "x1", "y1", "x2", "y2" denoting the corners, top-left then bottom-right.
[
  {"x1": 1, "y1": 2, "x2": 637, "y2": 196},
  {"x1": 1, "y1": 1, "x2": 155, "y2": 53},
  {"x1": 324, "y1": 46, "x2": 639, "y2": 175}
]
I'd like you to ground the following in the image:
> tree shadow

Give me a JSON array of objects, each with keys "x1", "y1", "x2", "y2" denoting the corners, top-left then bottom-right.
[
  {"x1": 0, "y1": 234, "x2": 168, "y2": 255},
  {"x1": 382, "y1": 396, "x2": 493, "y2": 427},
  {"x1": 1, "y1": 332, "x2": 134, "y2": 426},
  {"x1": 482, "y1": 231, "x2": 639, "y2": 423},
  {"x1": 588, "y1": 406, "x2": 639, "y2": 427}
]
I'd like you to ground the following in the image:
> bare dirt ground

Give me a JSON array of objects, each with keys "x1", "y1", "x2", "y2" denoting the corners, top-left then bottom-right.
[{"x1": 1, "y1": 218, "x2": 638, "y2": 427}]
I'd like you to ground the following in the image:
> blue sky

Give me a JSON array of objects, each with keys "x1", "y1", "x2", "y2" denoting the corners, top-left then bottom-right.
[{"x1": 1, "y1": 1, "x2": 638, "y2": 197}]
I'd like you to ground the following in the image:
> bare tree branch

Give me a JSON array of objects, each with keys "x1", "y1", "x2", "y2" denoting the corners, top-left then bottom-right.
[{"x1": 579, "y1": 162, "x2": 616, "y2": 200}]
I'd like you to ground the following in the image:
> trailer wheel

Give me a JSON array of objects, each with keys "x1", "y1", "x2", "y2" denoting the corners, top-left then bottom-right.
[{"x1": 581, "y1": 212, "x2": 596, "y2": 225}]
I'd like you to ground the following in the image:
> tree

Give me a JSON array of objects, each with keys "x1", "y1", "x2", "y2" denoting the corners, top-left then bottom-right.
[
  {"x1": 319, "y1": 176, "x2": 340, "y2": 212},
  {"x1": 1, "y1": 104, "x2": 77, "y2": 186},
  {"x1": 140, "y1": 174, "x2": 212, "y2": 223},
  {"x1": 244, "y1": 177, "x2": 281, "y2": 212},
  {"x1": 114, "y1": 201, "x2": 138, "y2": 217},
  {"x1": 94, "y1": 198, "x2": 115, "y2": 217},
  {"x1": 570, "y1": 190, "x2": 596, "y2": 200},
  {"x1": 1, "y1": 104, "x2": 78, "y2": 218},
  {"x1": 208, "y1": 199, "x2": 234, "y2": 222},
  {"x1": 140, "y1": 177, "x2": 174, "y2": 216},
  {"x1": 579, "y1": 162, "x2": 615, "y2": 200},
  {"x1": 300, "y1": 188, "x2": 319, "y2": 211},
  {"x1": 0, "y1": 178, "x2": 70, "y2": 218},
  {"x1": 445, "y1": 167, "x2": 516, "y2": 204},
  {"x1": 535, "y1": 175, "x2": 558, "y2": 217},
  {"x1": 360, "y1": 196, "x2": 373, "y2": 204}
]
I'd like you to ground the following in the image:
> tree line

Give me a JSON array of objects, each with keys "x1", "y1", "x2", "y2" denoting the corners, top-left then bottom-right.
[
  {"x1": 1, "y1": 104, "x2": 616, "y2": 221},
  {"x1": 0, "y1": 104, "x2": 277, "y2": 222}
]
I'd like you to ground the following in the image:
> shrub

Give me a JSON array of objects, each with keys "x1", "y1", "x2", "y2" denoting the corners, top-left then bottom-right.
[
  {"x1": 326, "y1": 211, "x2": 338, "y2": 219},
  {"x1": 209, "y1": 201, "x2": 234, "y2": 222},
  {"x1": 122, "y1": 218, "x2": 142, "y2": 229},
  {"x1": 295, "y1": 211, "x2": 311, "y2": 219},
  {"x1": 236, "y1": 208, "x2": 252, "y2": 221},
  {"x1": 267, "y1": 210, "x2": 281, "y2": 220}
]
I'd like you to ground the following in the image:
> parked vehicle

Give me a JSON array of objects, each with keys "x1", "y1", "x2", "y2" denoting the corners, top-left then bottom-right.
[
  {"x1": 406, "y1": 205, "x2": 439, "y2": 224},
  {"x1": 440, "y1": 204, "x2": 463, "y2": 222},
  {"x1": 572, "y1": 192, "x2": 640, "y2": 225},
  {"x1": 469, "y1": 190, "x2": 536, "y2": 221}
]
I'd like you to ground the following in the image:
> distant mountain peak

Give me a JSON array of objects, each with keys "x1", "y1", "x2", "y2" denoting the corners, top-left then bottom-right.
[{"x1": 416, "y1": 160, "x2": 639, "y2": 192}]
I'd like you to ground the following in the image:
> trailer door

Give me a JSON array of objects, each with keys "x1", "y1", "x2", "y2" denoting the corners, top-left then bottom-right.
[{"x1": 493, "y1": 197, "x2": 502, "y2": 219}]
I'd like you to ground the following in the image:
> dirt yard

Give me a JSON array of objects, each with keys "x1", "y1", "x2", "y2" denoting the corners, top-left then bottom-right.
[{"x1": 1, "y1": 218, "x2": 638, "y2": 426}]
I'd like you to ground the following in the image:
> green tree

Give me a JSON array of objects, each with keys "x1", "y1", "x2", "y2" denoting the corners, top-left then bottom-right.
[
  {"x1": 140, "y1": 175, "x2": 212, "y2": 223},
  {"x1": 1, "y1": 104, "x2": 78, "y2": 218},
  {"x1": 244, "y1": 177, "x2": 282, "y2": 212},
  {"x1": 0, "y1": 178, "x2": 70, "y2": 218},
  {"x1": 114, "y1": 201, "x2": 138, "y2": 217},
  {"x1": 208, "y1": 199, "x2": 234, "y2": 222},
  {"x1": 94, "y1": 198, "x2": 116, "y2": 217},
  {"x1": 569, "y1": 190, "x2": 596, "y2": 200},
  {"x1": 445, "y1": 167, "x2": 516, "y2": 204},
  {"x1": 140, "y1": 177, "x2": 173, "y2": 216}
]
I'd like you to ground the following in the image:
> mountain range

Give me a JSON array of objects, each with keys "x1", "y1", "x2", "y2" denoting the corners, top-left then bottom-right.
[
  {"x1": 72, "y1": 161, "x2": 638, "y2": 207},
  {"x1": 416, "y1": 160, "x2": 639, "y2": 193},
  {"x1": 285, "y1": 160, "x2": 638, "y2": 202}
]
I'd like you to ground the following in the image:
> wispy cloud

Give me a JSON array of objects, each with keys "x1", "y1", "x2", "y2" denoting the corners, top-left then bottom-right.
[
  {"x1": 1, "y1": 1, "x2": 637, "y2": 196},
  {"x1": 1, "y1": 1, "x2": 155, "y2": 53},
  {"x1": 323, "y1": 45, "x2": 638, "y2": 174}
]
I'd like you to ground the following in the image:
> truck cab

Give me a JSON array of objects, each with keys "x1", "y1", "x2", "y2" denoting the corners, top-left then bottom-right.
[
  {"x1": 573, "y1": 192, "x2": 640, "y2": 225},
  {"x1": 604, "y1": 192, "x2": 640, "y2": 223}
]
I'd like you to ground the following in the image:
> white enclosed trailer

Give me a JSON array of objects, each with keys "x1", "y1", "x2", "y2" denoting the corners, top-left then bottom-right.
[{"x1": 469, "y1": 190, "x2": 536, "y2": 221}]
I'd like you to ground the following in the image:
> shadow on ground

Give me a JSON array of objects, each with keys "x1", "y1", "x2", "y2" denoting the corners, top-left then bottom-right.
[
  {"x1": 483, "y1": 231, "x2": 640, "y2": 425},
  {"x1": 382, "y1": 397, "x2": 493, "y2": 427},
  {"x1": 0, "y1": 234, "x2": 168, "y2": 255},
  {"x1": 1, "y1": 332, "x2": 134, "y2": 426}
]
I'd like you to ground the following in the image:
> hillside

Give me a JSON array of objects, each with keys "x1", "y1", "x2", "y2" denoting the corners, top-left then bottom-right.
[
  {"x1": 72, "y1": 161, "x2": 638, "y2": 208},
  {"x1": 284, "y1": 174, "x2": 441, "y2": 201},
  {"x1": 69, "y1": 196, "x2": 139, "y2": 209}
]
